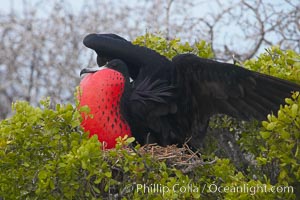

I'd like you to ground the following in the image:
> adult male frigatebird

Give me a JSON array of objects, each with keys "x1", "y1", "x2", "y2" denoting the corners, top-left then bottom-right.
[{"x1": 79, "y1": 33, "x2": 300, "y2": 149}]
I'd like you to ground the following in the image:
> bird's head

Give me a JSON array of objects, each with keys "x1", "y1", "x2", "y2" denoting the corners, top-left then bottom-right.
[{"x1": 80, "y1": 59, "x2": 130, "y2": 81}]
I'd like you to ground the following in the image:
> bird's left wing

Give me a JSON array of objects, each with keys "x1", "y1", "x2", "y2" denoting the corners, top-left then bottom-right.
[
  {"x1": 83, "y1": 33, "x2": 173, "y2": 80},
  {"x1": 172, "y1": 54, "x2": 300, "y2": 144}
]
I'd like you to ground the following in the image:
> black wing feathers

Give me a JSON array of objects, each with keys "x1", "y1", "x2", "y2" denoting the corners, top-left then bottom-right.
[
  {"x1": 172, "y1": 53, "x2": 300, "y2": 147},
  {"x1": 130, "y1": 78, "x2": 176, "y2": 105},
  {"x1": 173, "y1": 53, "x2": 300, "y2": 121}
]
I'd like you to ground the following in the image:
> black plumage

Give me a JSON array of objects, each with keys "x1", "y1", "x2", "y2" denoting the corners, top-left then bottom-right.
[{"x1": 81, "y1": 33, "x2": 300, "y2": 148}]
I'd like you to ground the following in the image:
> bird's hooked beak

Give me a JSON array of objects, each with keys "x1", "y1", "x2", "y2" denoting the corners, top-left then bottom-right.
[{"x1": 80, "y1": 65, "x2": 108, "y2": 76}]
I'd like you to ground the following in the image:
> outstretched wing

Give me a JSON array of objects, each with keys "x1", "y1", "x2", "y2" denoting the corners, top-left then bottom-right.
[
  {"x1": 172, "y1": 54, "x2": 300, "y2": 146},
  {"x1": 83, "y1": 33, "x2": 173, "y2": 81}
]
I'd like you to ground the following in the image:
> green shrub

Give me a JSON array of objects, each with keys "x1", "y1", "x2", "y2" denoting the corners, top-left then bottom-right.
[
  {"x1": 258, "y1": 92, "x2": 300, "y2": 192},
  {"x1": 0, "y1": 99, "x2": 200, "y2": 199},
  {"x1": 244, "y1": 46, "x2": 300, "y2": 84},
  {"x1": 133, "y1": 33, "x2": 214, "y2": 59}
]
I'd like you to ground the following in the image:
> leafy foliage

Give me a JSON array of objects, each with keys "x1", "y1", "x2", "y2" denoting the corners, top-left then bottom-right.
[
  {"x1": 259, "y1": 92, "x2": 300, "y2": 191},
  {"x1": 0, "y1": 98, "x2": 208, "y2": 199},
  {"x1": 0, "y1": 34, "x2": 299, "y2": 199},
  {"x1": 244, "y1": 47, "x2": 300, "y2": 84},
  {"x1": 133, "y1": 33, "x2": 214, "y2": 59}
]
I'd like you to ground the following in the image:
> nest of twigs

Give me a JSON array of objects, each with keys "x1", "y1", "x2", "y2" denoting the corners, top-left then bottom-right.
[{"x1": 129, "y1": 143, "x2": 216, "y2": 174}]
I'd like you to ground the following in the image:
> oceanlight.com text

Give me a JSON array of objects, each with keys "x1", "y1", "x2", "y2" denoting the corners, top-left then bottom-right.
[{"x1": 135, "y1": 183, "x2": 294, "y2": 196}]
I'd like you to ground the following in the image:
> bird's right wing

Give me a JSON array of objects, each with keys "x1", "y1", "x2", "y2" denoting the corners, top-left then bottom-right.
[{"x1": 172, "y1": 54, "x2": 300, "y2": 144}]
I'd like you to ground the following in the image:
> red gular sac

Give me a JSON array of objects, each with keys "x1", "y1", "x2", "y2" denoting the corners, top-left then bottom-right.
[{"x1": 78, "y1": 68, "x2": 132, "y2": 149}]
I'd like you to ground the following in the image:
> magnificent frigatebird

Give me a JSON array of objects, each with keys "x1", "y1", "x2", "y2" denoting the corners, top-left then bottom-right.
[{"x1": 79, "y1": 33, "x2": 300, "y2": 149}]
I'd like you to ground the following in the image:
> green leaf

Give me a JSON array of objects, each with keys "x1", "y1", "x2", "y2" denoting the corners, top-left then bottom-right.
[
  {"x1": 266, "y1": 122, "x2": 277, "y2": 131},
  {"x1": 260, "y1": 131, "x2": 271, "y2": 139},
  {"x1": 125, "y1": 137, "x2": 135, "y2": 144},
  {"x1": 92, "y1": 185, "x2": 101, "y2": 194},
  {"x1": 291, "y1": 104, "x2": 298, "y2": 118},
  {"x1": 280, "y1": 130, "x2": 290, "y2": 139},
  {"x1": 38, "y1": 170, "x2": 48, "y2": 180},
  {"x1": 23, "y1": 162, "x2": 30, "y2": 167},
  {"x1": 104, "y1": 172, "x2": 112, "y2": 178}
]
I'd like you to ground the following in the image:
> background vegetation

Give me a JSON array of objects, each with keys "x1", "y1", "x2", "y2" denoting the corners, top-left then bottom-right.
[{"x1": 0, "y1": 34, "x2": 299, "y2": 199}]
